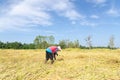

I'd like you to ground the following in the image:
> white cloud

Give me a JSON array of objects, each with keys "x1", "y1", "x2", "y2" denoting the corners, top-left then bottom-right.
[
  {"x1": 106, "y1": 7, "x2": 120, "y2": 17},
  {"x1": 94, "y1": 0, "x2": 106, "y2": 4},
  {"x1": 0, "y1": 0, "x2": 83, "y2": 31},
  {"x1": 65, "y1": 10, "x2": 84, "y2": 20},
  {"x1": 86, "y1": 0, "x2": 107, "y2": 7},
  {"x1": 52, "y1": 0, "x2": 85, "y2": 20},
  {"x1": 90, "y1": 15, "x2": 99, "y2": 19},
  {"x1": 80, "y1": 20, "x2": 97, "y2": 27},
  {"x1": 87, "y1": 0, "x2": 106, "y2": 4}
]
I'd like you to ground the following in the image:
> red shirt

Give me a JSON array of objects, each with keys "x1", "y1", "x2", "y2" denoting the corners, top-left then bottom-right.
[{"x1": 46, "y1": 46, "x2": 58, "y2": 54}]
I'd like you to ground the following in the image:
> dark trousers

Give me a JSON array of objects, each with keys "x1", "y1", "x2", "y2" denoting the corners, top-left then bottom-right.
[
  {"x1": 46, "y1": 51, "x2": 53, "y2": 60},
  {"x1": 45, "y1": 51, "x2": 54, "y2": 64}
]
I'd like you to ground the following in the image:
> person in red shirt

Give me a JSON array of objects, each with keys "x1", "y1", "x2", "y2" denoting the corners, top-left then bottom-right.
[{"x1": 45, "y1": 46, "x2": 61, "y2": 64}]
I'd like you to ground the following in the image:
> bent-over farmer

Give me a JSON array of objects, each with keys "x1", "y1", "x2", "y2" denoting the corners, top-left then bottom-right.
[{"x1": 45, "y1": 46, "x2": 61, "y2": 64}]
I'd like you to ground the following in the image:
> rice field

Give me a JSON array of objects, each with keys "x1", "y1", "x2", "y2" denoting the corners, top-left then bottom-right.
[{"x1": 0, "y1": 48, "x2": 120, "y2": 80}]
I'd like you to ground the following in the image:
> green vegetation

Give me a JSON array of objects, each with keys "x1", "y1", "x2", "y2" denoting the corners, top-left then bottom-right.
[
  {"x1": 0, "y1": 35, "x2": 81, "y2": 49},
  {"x1": 0, "y1": 49, "x2": 120, "y2": 80},
  {"x1": 0, "y1": 35, "x2": 117, "y2": 49},
  {"x1": 0, "y1": 41, "x2": 35, "y2": 49}
]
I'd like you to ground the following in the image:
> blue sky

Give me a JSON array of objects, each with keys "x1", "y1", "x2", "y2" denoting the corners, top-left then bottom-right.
[{"x1": 0, "y1": 0, "x2": 120, "y2": 47}]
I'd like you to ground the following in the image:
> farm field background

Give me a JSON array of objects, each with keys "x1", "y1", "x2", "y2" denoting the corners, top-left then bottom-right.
[{"x1": 0, "y1": 49, "x2": 120, "y2": 80}]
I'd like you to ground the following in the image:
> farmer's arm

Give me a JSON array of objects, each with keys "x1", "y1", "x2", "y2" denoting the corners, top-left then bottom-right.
[
  {"x1": 54, "y1": 52, "x2": 58, "y2": 60},
  {"x1": 56, "y1": 53, "x2": 58, "y2": 56},
  {"x1": 53, "y1": 53, "x2": 56, "y2": 60}
]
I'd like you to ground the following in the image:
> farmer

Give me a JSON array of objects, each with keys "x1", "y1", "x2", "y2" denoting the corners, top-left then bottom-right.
[{"x1": 45, "y1": 46, "x2": 61, "y2": 64}]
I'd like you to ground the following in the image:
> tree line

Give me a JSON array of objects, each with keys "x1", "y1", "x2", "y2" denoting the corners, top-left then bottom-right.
[
  {"x1": 0, "y1": 41, "x2": 35, "y2": 49},
  {"x1": 0, "y1": 35, "x2": 116, "y2": 49}
]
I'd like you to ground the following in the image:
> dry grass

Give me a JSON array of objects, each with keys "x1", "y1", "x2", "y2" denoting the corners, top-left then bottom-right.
[{"x1": 0, "y1": 49, "x2": 120, "y2": 80}]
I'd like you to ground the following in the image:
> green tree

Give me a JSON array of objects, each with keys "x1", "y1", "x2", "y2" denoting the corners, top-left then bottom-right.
[
  {"x1": 34, "y1": 35, "x2": 55, "y2": 49},
  {"x1": 0, "y1": 41, "x2": 4, "y2": 49},
  {"x1": 59, "y1": 40, "x2": 67, "y2": 49},
  {"x1": 67, "y1": 41, "x2": 74, "y2": 48},
  {"x1": 34, "y1": 36, "x2": 40, "y2": 48},
  {"x1": 28, "y1": 43, "x2": 35, "y2": 49},
  {"x1": 74, "y1": 40, "x2": 80, "y2": 48}
]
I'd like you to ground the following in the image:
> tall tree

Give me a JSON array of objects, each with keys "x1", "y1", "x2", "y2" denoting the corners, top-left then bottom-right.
[
  {"x1": 59, "y1": 40, "x2": 67, "y2": 49},
  {"x1": 48, "y1": 35, "x2": 55, "y2": 44},
  {"x1": 74, "y1": 40, "x2": 80, "y2": 48},
  {"x1": 59, "y1": 39, "x2": 80, "y2": 48},
  {"x1": 34, "y1": 35, "x2": 55, "y2": 49},
  {"x1": 85, "y1": 36, "x2": 92, "y2": 49},
  {"x1": 34, "y1": 36, "x2": 40, "y2": 48},
  {"x1": 108, "y1": 35, "x2": 115, "y2": 49},
  {"x1": 67, "y1": 41, "x2": 74, "y2": 48}
]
